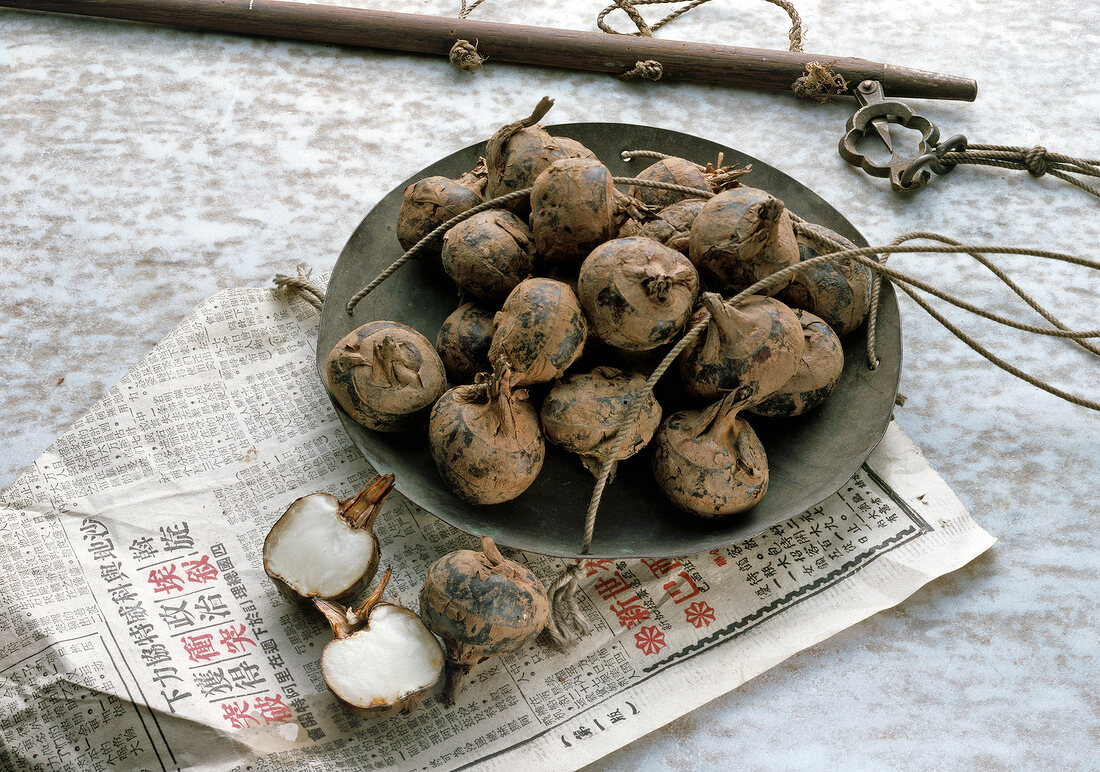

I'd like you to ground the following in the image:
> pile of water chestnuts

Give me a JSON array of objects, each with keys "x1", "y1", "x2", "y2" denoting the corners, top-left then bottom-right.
[
  {"x1": 326, "y1": 98, "x2": 871, "y2": 519},
  {"x1": 267, "y1": 99, "x2": 874, "y2": 720}
]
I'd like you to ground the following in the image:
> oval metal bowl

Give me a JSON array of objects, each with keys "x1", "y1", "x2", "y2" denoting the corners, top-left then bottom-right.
[{"x1": 318, "y1": 123, "x2": 901, "y2": 559}]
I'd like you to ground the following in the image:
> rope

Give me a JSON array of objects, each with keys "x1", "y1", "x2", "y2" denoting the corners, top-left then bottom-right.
[
  {"x1": 273, "y1": 263, "x2": 325, "y2": 310},
  {"x1": 597, "y1": 0, "x2": 804, "y2": 52},
  {"x1": 877, "y1": 233, "x2": 1100, "y2": 357},
  {"x1": 791, "y1": 61, "x2": 849, "y2": 101},
  {"x1": 456, "y1": 0, "x2": 826, "y2": 91},
  {"x1": 620, "y1": 60, "x2": 665, "y2": 81},
  {"x1": 458, "y1": 0, "x2": 486, "y2": 18},
  {"x1": 541, "y1": 563, "x2": 593, "y2": 648},
  {"x1": 345, "y1": 189, "x2": 530, "y2": 314},
  {"x1": 449, "y1": 40, "x2": 485, "y2": 73},
  {"x1": 935, "y1": 144, "x2": 1100, "y2": 199}
]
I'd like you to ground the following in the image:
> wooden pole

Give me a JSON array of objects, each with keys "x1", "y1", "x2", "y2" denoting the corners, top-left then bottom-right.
[{"x1": 0, "y1": 0, "x2": 978, "y2": 101}]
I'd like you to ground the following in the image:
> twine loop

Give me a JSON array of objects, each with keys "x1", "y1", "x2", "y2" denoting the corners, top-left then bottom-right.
[
  {"x1": 540, "y1": 563, "x2": 593, "y2": 650},
  {"x1": 597, "y1": 0, "x2": 803, "y2": 52}
]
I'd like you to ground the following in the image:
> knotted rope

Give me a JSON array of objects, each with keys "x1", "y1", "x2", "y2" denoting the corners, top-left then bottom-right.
[
  {"x1": 453, "y1": 0, "x2": 835, "y2": 94},
  {"x1": 274, "y1": 263, "x2": 325, "y2": 310},
  {"x1": 449, "y1": 39, "x2": 485, "y2": 73},
  {"x1": 597, "y1": 0, "x2": 803, "y2": 51},
  {"x1": 931, "y1": 144, "x2": 1100, "y2": 199}
]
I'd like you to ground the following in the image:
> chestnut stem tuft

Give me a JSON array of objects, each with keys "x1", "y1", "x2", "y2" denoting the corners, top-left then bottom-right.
[
  {"x1": 354, "y1": 566, "x2": 393, "y2": 620},
  {"x1": 340, "y1": 474, "x2": 394, "y2": 530},
  {"x1": 480, "y1": 535, "x2": 504, "y2": 566}
]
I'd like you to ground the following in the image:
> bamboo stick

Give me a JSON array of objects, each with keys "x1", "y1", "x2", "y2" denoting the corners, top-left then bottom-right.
[{"x1": 0, "y1": 0, "x2": 977, "y2": 101}]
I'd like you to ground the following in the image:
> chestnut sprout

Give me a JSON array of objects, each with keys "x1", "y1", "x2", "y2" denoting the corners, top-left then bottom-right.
[
  {"x1": 530, "y1": 157, "x2": 644, "y2": 266},
  {"x1": 540, "y1": 366, "x2": 662, "y2": 476},
  {"x1": 489, "y1": 278, "x2": 587, "y2": 386},
  {"x1": 436, "y1": 302, "x2": 496, "y2": 384},
  {"x1": 484, "y1": 97, "x2": 596, "y2": 203},
  {"x1": 396, "y1": 161, "x2": 487, "y2": 254},
  {"x1": 750, "y1": 309, "x2": 845, "y2": 417},
  {"x1": 632, "y1": 198, "x2": 707, "y2": 254},
  {"x1": 627, "y1": 156, "x2": 709, "y2": 209},
  {"x1": 778, "y1": 221, "x2": 874, "y2": 336},
  {"x1": 688, "y1": 185, "x2": 800, "y2": 295},
  {"x1": 678, "y1": 293, "x2": 804, "y2": 404},
  {"x1": 441, "y1": 209, "x2": 535, "y2": 301},
  {"x1": 578, "y1": 236, "x2": 700, "y2": 351}
]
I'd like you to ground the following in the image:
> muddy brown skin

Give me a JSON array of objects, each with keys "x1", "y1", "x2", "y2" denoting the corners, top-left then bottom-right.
[
  {"x1": 484, "y1": 98, "x2": 596, "y2": 204},
  {"x1": 428, "y1": 363, "x2": 544, "y2": 504},
  {"x1": 530, "y1": 157, "x2": 624, "y2": 266},
  {"x1": 651, "y1": 391, "x2": 768, "y2": 517},
  {"x1": 628, "y1": 157, "x2": 709, "y2": 209},
  {"x1": 489, "y1": 278, "x2": 588, "y2": 386},
  {"x1": 419, "y1": 536, "x2": 550, "y2": 703},
  {"x1": 750, "y1": 309, "x2": 844, "y2": 418},
  {"x1": 441, "y1": 210, "x2": 534, "y2": 301},
  {"x1": 778, "y1": 222, "x2": 873, "y2": 336},
  {"x1": 326, "y1": 321, "x2": 447, "y2": 431},
  {"x1": 578, "y1": 236, "x2": 700, "y2": 352},
  {"x1": 396, "y1": 169, "x2": 486, "y2": 254},
  {"x1": 540, "y1": 366, "x2": 662, "y2": 476},
  {"x1": 688, "y1": 186, "x2": 800, "y2": 295},
  {"x1": 486, "y1": 128, "x2": 597, "y2": 200},
  {"x1": 678, "y1": 294, "x2": 804, "y2": 404},
  {"x1": 633, "y1": 198, "x2": 706, "y2": 254},
  {"x1": 436, "y1": 302, "x2": 496, "y2": 384}
]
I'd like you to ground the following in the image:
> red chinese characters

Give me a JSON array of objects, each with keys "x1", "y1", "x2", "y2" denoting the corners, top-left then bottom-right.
[
  {"x1": 639, "y1": 557, "x2": 681, "y2": 578},
  {"x1": 218, "y1": 624, "x2": 256, "y2": 654},
  {"x1": 254, "y1": 695, "x2": 293, "y2": 724},
  {"x1": 147, "y1": 565, "x2": 185, "y2": 595},
  {"x1": 181, "y1": 634, "x2": 219, "y2": 664},
  {"x1": 662, "y1": 570, "x2": 701, "y2": 605},
  {"x1": 594, "y1": 571, "x2": 652, "y2": 629},
  {"x1": 220, "y1": 695, "x2": 293, "y2": 729},
  {"x1": 221, "y1": 701, "x2": 259, "y2": 729},
  {"x1": 181, "y1": 555, "x2": 219, "y2": 584},
  {"x1": 146, "y1": 554, "x2": 219, "y2": 594}
]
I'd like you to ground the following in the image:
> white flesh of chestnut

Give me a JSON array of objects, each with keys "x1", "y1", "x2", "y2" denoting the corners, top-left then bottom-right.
[
  {"x1": 265, "y1": 495, "x2": 377, "y2": 598},
  {"x1": 322, "y1": 604, "x2": 444, "y2": 710}
]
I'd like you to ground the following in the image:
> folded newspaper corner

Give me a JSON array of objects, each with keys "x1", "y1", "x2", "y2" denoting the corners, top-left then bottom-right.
[{"x1": 0, "y1": 283, "x2": 995, "y2": 771}]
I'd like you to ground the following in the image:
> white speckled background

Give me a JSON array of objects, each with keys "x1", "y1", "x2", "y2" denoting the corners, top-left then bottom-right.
[{"x1": 2, "y1": 0, "x2": 1098, "y2": 767}]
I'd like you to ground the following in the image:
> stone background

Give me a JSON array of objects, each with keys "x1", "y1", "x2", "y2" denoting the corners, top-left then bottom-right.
[{"x1": 2, "y1": 0, "x2": 1097, "y2": 767}]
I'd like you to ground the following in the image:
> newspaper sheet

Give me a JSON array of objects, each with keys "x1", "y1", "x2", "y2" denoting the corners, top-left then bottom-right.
[{"x1": 0, "y1": 286, "x2": 994, "y2": 771}]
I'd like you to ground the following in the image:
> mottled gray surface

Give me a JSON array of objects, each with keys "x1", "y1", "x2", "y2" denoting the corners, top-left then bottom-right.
[{"x1": 1, "y1": 0, "x2": 1098, "y2": 768}]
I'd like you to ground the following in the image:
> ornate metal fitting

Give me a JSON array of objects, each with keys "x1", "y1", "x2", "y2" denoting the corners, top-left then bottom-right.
[{"x1": 839, "y1": 80, "x2": 960, "y2": 193}]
